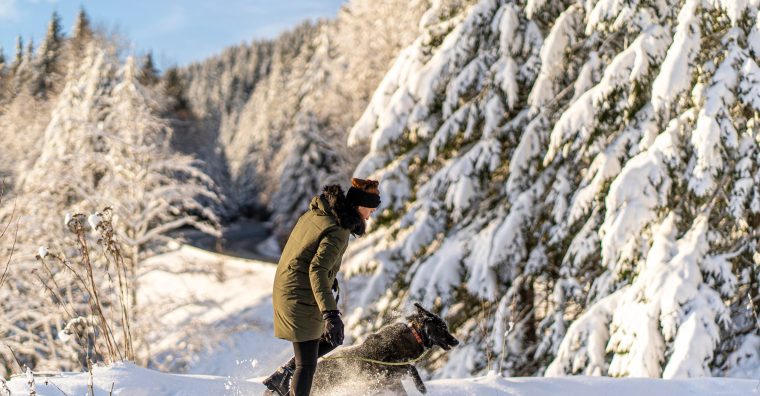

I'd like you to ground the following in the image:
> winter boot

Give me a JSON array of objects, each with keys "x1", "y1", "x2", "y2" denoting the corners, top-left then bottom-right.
[{"x1": 262, "y1": 365, "x2": 294, "y2": 396}]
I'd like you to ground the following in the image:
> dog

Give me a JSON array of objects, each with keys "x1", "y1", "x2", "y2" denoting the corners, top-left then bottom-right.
[{"x1": 310, "y1": 303, "x2": 459, "y2": 395}]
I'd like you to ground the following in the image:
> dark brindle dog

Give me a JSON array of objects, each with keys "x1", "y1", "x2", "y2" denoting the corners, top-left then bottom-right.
[{"x1": 310, "y1": 303, "x2": 459, "y2": 395}]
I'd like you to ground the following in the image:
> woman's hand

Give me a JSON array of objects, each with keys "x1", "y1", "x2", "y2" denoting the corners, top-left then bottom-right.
[{"x1": 322, "y1": 310, "x2": 344, "y2": 346}]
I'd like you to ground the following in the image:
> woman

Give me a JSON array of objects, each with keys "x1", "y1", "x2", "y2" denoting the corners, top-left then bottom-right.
[{"x1": 263, "y1": 178, "x2": 381, "y2": 396}]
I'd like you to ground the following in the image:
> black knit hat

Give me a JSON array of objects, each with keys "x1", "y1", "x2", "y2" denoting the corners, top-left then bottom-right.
[{"x1": 346, "y1": 178, "x2": 381, "y2": 208}]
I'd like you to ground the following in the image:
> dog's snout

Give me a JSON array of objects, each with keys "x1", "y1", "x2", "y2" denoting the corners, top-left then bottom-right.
[{"x1": 450, "y1": 338, "x2": 460, "y2": 346}]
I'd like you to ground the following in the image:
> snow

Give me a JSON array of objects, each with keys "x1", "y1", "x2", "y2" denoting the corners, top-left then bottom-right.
[
  {"x1": 544, "y1": 24, "x2": 670, "y2": 165},
  {"x1": 8, "y1": 362, "x2": 261, "y2": 396},
  {"x1": 688, "y1": 34, "x2": 742, "y2": 197},
  {"x1": 750, "y1": 12, "x2": 760, "y2": 57},
  {"x1": 740, "y1": 58, "x2": 760, "y2": 112},
  {"x1": 408, "y1": 235, "x2": 467, "y2": 306},
  {"x1": 547, "y1": 291, "x2": 623, "y2": 376},
  {"x1": 725, "y1": 334, "x2": 760, "y2": 378},
  {"x1": 528, "y1": 4, "x2": 581, "y2": 110},
  {"x1": 716, "y1": 0, "x2": 750, "y2": 25},
  {"x1": 7, "y1": 360, "x2": 760, "y2": 396},
  {"x1": 138, "y1": 244, "x2": 290, "y2": 377},
  {"x1": 87, "y1": 212, "x2": 101, "y2": 230},
  {"x1": 586, "y1": 0, "x2": 624, "y2": 33},
  {"x1": 599, "y1": 111, "x2": 690, "y2": 270},
  {"x1": 651, "y1": 0, "x2": 701, "y2": 114}
]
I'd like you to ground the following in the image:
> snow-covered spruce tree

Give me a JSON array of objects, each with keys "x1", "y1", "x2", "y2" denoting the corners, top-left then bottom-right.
[
  {"x1": 344, "y1": 0, "x2": 760, "y2": 379},
  {"x1": 7, "y1": 36, "x2": 30, "y2": 95},
  {"x1": 344, "y1": 0, "x2": 547, "y2": 376},
  {"x1": 31, "y1": 12, "x2": 65, "y2": 98},
  {"x1": 546, "y1": 0, "x2": 760, "y2": 378},
  {"x1": 70, "y1": 8, "x2": 93, "y2": 60},
  {"x1": 138, "y1": 51, "x2": 159, "y2": 87},
  {"x1": 101, "y1": 55, "x2": 222, "y2": 273},
  {"x1": 0, "y1": 48, "x2": 7, "y2": 103},
  {"x1": 270, "y1": 112, "x2": 346, "y2": 244}
]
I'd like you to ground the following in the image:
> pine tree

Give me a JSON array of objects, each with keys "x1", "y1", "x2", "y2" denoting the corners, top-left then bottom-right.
[
  {"x1": 161, "y1": 66, "x2": 189, "y2": 114},
  {"x1": 12, "y1": 36, "x2": 22, "y2": 72},
  {"x1": 139, "y1": 51, "x2": 159, "y2": 86},
  {"x1": 24, "y1": 38, "x2": 33, "y2": 61},
  {"x1": 71, "y1": 7, "x2": 93, "y2": 58},
  {"x1": 271, "y1": 113, "x2": 345, "y2": 244},
  {"x1": 344, "y1": 0, "x2": 760, "y2": 379},
  {"x1": 0, "y1": 47, "x2": 6, "y2": 101},
  {"x1": 32, "y1": 11, "x2": 65, "y2": 97},
  {"x1": 9, "y1": 37, "x2": 34, "y2": 95}
]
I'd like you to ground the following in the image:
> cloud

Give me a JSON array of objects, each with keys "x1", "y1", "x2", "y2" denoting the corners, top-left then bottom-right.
[{"x1": 0, "y1": 0, "x2": 19, "y2": 21}]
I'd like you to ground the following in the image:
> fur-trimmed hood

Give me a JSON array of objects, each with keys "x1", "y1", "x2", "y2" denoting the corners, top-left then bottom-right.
[{"x1": 310, "y1": 184, "x2": 366, "y2": 236}]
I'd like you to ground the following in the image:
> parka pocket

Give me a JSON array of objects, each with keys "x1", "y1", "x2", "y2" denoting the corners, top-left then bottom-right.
[{"x1": 287, "y1": 258, "x2": 309, "y2": 274}]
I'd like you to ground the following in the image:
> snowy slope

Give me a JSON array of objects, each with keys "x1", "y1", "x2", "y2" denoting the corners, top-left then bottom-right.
[
  {"x1": 6, "y1": 362, "x2": 760, "y2": 395},
  {"x1": 138, "y1": 244, "x2": 291, "y2": 377},
  {"x1": 6, "y1": 363, "x2": 261, "y2": 396}
]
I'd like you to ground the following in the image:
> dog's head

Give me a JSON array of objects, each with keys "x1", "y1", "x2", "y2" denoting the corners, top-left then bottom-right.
[{"x1": 407, "y1": 303, "x2": 459, "y2": 350}]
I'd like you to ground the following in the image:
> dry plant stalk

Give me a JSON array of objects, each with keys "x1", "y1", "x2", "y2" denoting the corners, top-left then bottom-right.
[
  {"x1": 0, "y1": 179, "x2": 18, "y2": 290},
  {"x1": 94, "y1": 208, "x2": 135, "y2": 361},
  {"x1": 478, "y1": 298, "x2": 494, "y2": 371},
  {"x1": 35, "y1": 207, "x2": 136, "y2": 367},
  {"x1": 69, "y1": 213, "x2": 121, "y2": 361}
]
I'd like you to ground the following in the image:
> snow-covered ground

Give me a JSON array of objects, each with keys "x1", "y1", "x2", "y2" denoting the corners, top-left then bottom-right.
[
  {"x1": 6, "y1": 245, "x2": 760, "y2": 395},
  {"x1": 138, "y1": 244, "x2": 291, "y2": 377},
  {"x1": 7, "y1": 363, "x2": 760, "y2": 395}
]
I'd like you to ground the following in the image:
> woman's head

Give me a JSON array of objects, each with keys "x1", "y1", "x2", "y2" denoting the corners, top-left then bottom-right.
[{"x1": 347, "y1": 178, "x2": 381, "y2": 221}]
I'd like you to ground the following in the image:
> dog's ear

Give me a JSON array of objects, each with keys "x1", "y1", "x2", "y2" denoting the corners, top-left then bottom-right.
[{"x1": 414, "y1": 302, "x2": 434, "y2": 317}]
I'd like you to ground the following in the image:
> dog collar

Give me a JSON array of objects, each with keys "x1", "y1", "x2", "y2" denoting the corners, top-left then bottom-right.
[{"x1": 407, "y1": 323, "x2": 426, "y2": 347}]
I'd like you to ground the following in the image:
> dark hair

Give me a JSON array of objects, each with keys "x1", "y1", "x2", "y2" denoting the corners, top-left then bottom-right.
[{"x1": 351, "y1": 178, "x2": 379, "y2": 194}]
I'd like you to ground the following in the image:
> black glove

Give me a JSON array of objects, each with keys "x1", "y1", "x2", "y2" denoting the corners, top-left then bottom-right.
[
  {"x1": 332, "y1": 278, "x2": 340, "y2": 304},
  {"x1": 322, "y1": 310, "x2": 344, "y2": 347}
]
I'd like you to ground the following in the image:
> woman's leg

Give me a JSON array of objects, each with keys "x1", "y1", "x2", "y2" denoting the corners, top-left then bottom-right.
[
  {"x1": 264, "y1": 336, "x2": 338, "y2": 395},
  {"x1": 291, "y1": 339, "x2": 320, "y2": 396},
  {"x1": 282, "y1": 335, "x2": 338, "y2": 371}
]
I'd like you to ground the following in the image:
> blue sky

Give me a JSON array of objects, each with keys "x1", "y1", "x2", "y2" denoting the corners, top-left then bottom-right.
[{"x1": 0, "y1": 0, "x2": 346, "y2": 68}]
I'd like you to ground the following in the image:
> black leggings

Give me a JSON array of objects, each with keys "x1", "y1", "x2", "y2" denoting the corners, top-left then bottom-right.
[{"x1": 289, "y1": 337, "x2": 336, "y2": 396}]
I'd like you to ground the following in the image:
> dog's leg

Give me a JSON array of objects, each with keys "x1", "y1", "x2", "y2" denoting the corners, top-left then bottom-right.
[
  {"x1": 406, "y1": 365, "x2": 426, "y2": 394},
  {"x1": 374, "y1": 365, "x2": 410, "y2": 396}
]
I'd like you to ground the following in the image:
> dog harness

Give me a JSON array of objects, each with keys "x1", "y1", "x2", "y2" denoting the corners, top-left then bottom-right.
[{"x1": 407, "y1": 323, "x2": 426, "y2": 347}]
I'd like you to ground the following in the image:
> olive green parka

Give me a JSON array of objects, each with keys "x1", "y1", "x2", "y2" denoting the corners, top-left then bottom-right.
[{"x1": 272, "y1": 185, "x2": 364, "y2": 342}]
